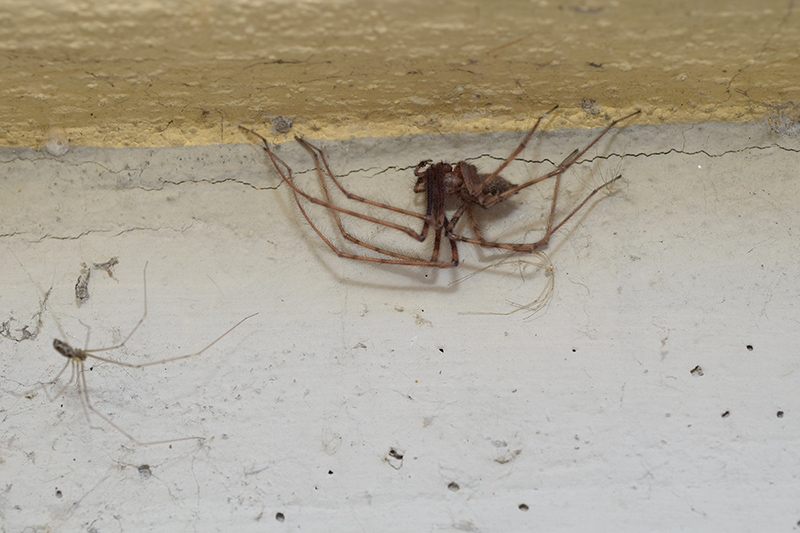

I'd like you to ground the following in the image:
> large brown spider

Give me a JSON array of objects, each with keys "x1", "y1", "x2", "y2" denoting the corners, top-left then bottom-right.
[{"x1": 241, "y1": 106, "x2": 639, "y2": 268}]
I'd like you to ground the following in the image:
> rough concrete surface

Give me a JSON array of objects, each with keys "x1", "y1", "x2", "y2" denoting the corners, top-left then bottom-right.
[{"x1": 1, "y1": 118, "x2": 799, "y2": 531}]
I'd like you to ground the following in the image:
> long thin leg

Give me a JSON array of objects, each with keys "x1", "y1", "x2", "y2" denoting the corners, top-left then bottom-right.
[
  {"x1": 85, "y1": 262, "x2": 257, "y2": 365},
  {"x1": 76, "y1": 359, "x2": 198, "y2": 446},
  {"x1": 474, "y1": 104, "x2": 560, "y2": 194},
  {"x1": 296, "y1": 137, "x2": 441, "y2": 261},
  {"x1": 85, "y1": 312, "x2": 258, "y2": 368},
  {"x1": 445, "y1": 201, "x2": 487, "y2": 242},
  {"x1": 240, "y1": 126, "x2": 458, "y2": 267},
  {"x1": 295, "y1": 137, "x2": 431, "y2": 221},
  {"x1": 450, "y1": 174, "x2": 622, "y2": 252},
  {"x1": 85, "y1": 261, "x2": 150, "y2": 354},
  {"x1": 241, "y1": 127, "x2": 428, "y2": 239},
  {"x1": 481, "y1": 110, "x2": 640, "y2": 205},
  {"x1": 465, "y1": 205, "x2": 485, "y2": 241},
  {"x1": 45, "y1": 360, "x2": 74, "y2": 401},
  {"x1": 10, "y1": 359, "x2": 73, "y2": 402},
  {"x1": 451, "y1": 110, "x2": 637, "y2": 252}
]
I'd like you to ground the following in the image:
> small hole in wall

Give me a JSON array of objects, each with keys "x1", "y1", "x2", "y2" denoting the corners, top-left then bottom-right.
[
  {"x1": 777, "y1": 411, "x2": 784, "y2": 418},
  {"x1": 275, "y1": 512, "x2": 285, "y2": 522},
  {"x1": 519, "y1": 503, "x2": 529, "y2": 511},
  {"x1": 138, "y1": 464, "x2": 152, "y2": 480},
  {"x1": 746, "y1": 345, "x2": 753, "y2": 351},
  {"x1": 55, "y1": 489, "x2": 62, "y2": 498},
  {"x1": 447, "y1": 482, "x2": 459, "y2": 492}
]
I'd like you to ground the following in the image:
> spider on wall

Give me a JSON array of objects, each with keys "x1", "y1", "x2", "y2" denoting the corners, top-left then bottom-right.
[
  {"x1": 241, "y1": 106, "x2": 639, "y2": 268},
  {"x1": 14, "y1": 263, "x2": 256, "y2": 445}
]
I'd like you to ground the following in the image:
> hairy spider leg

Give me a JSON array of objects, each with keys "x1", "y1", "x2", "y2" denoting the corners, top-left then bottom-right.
[
  {"x1": 240, "y1": 107, "x2": 638, "y2": 266},
  {"x1": 240, "y1": 126, "x2": 459, "y2": 267},
  {"x1": 445, "y1": 110, "x2": 640, "y2": 252},
  {"x1": 476, "y1": 109, "x2": 640, "y2": 203}
]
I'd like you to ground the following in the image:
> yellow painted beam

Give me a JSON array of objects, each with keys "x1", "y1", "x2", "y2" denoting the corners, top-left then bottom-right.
[{"x1": 1, "y1": 0, "x2": 798, "y2": 147}]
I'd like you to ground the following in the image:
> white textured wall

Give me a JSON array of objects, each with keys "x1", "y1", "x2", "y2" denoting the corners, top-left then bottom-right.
[{"x1": 1, "y1": 119, "x2": 799, "y2": 530}]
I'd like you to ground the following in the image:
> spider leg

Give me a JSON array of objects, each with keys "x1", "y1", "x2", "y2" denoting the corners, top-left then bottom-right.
[
  {"x1": 449, "y1": 174, "x2": 622, "y2": 252},
  {"x1": 242, "y1": 127, "x2": 427, "y2": 241},
  {"x1": 242, "y1": 126, "x2": 438, "y2": 245},
  {"x1": 85, "y1": 313, "x2": 257, "y2": 369},
  {"x1": 539, "y1": 147, "x2": 591, "y2": 236},
  {"x1": 283, "y1": 168, "x2": 455, "y2": 266},
  {"x1": 296, "y1": 137, "x2": 430, "y2": 222},
  {"x1": 431, "y1": 228, "x2": 442, "y2": 262},
  {"x1": 75, "y1": 360, "x2": 96, "y2": 430},
  {"x1": 445, "y1": 202, "x2": 468, "y2": 234},
  {"x1": 45, "y1": 359, "x2": 75, "y2": 402},
  {"x1": 82, "y1": 320, "x2": 92, "y2": 350},
  {"x1": 447, "y1": 233, "x2": 459, "y2": 265},
  {"x1": 450, "y1": 109, "x2": 637, "y2": 250},
  {"x1": 475, "y1": 104, "x2": 559, "y2": 193},
  {"x1": 83, "y1": 262, "x2": 149, "y2": 354},
  {"x1": 445, "y1": 201, "x2": 485, "y2": 242},
  {"x1": 296, "y1": 137, "x2": 437, "y2": 255},
  {"x1": 434, "y1": 220, "x2": 460, "y2": 265},
  {"x1": 480, "y1": 109, "x2": 640, "y2": 205},
  {"x1": 241, "y1": 126, "x2": 458, "y2": 267},
  {"x1": 466, "y1": 205, "x2": 486, "y2": 241},
  {"x1": 77, "y1": 358, "x2": 196, "y2": 445}
]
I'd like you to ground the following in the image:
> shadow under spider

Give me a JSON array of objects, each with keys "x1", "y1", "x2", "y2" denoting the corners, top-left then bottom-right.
[
  {"x1": 241, "y1": 106, "x2": 639, "y2": 268},
  {"x1": 14, "y1": 262, "x2": 257, "y2": 446}
]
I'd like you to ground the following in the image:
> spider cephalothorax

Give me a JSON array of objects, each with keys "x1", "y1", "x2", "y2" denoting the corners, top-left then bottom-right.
[{"x1": 413, "y1": 160, "x2": 517, "y2": 208}]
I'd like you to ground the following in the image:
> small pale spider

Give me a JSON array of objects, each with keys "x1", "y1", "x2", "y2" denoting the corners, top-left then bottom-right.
[{"x1": 15, "y1": 263, "x2": 257, "y2": 445}]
